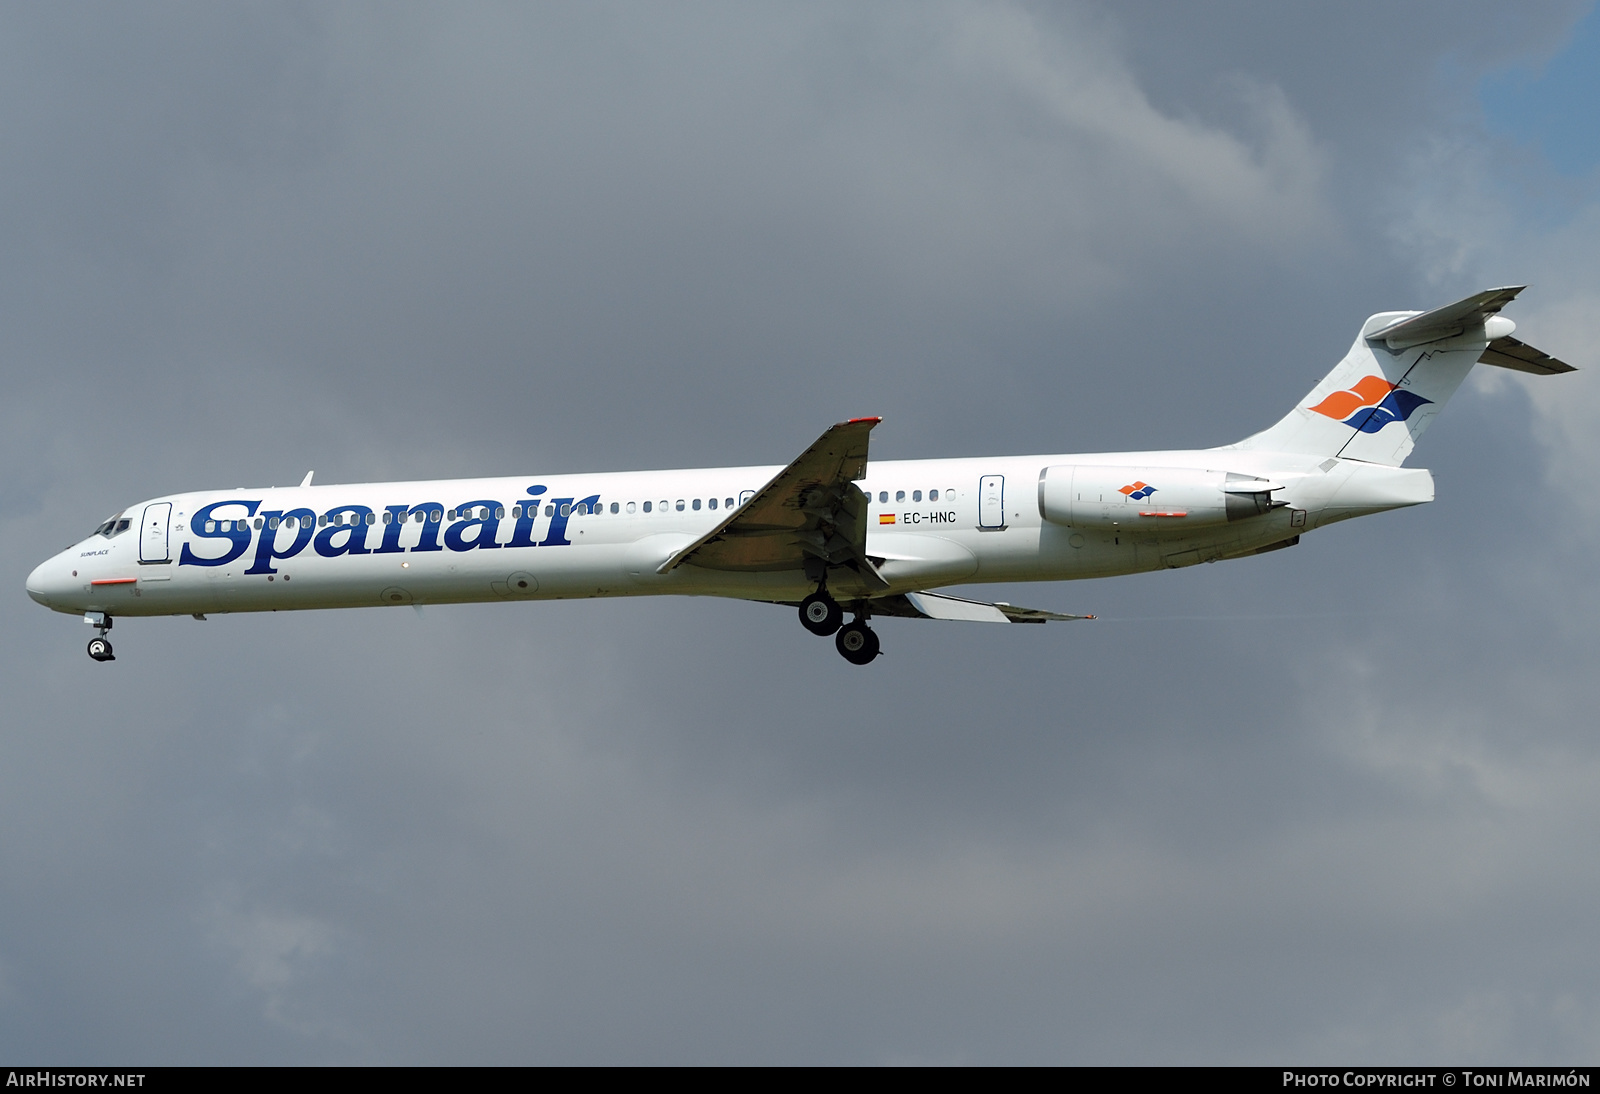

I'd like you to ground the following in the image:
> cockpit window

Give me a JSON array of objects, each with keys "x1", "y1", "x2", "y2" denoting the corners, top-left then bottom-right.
[{"x1": 94, "y1": 514, "x2": 131, "y2": 538}]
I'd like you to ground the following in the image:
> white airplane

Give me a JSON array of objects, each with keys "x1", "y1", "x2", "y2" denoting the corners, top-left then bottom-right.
[{"x1": 27, "y1": 287, "x2": 1574, "y2": 665}]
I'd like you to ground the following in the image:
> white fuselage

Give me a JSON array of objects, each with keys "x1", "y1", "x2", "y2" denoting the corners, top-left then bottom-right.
[{"x1": 26, "y1": 448, "x2": 1432, "y2": 619}]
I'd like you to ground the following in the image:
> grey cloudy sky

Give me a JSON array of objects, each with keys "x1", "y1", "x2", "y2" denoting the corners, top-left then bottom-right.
[{"x1": 4, "y1": 1, "x2": 1600, "y2": 1064}]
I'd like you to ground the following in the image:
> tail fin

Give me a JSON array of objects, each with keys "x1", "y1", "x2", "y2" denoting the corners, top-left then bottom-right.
[{"x1": 1233, "y1": 286, "x2": 1575, "y2": 466}]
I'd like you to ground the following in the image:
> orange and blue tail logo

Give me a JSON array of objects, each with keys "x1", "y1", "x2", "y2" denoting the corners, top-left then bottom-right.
[
  {"x1": 1119, "y1": 481, "x2": 1156, "y2": 500},
  {"x1": 1308, "y1": 375, "x2": 1432, "y2": 434}
]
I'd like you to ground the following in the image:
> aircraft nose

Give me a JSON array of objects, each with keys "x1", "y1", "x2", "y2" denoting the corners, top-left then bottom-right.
[{"x1": 26, "y1": 556, "x2": 66, "y2": 608}]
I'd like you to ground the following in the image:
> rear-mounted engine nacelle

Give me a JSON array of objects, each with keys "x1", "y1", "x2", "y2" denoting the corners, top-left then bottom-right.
[{"x1": 1037, "y1": 466, "x2": 1282, "y2": 529}]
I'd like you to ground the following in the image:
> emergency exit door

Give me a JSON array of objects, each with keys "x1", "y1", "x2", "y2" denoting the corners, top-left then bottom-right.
[{"x1": 978, "y1": 475, "x2": 1005, "y2": 529}]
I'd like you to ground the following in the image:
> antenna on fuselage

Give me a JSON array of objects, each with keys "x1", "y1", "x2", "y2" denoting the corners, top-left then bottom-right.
[{"x1": 300, "y1": 470, "x2": 314, "y2": 487}]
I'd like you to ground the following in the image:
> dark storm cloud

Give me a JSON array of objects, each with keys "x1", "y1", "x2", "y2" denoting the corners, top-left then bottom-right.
[{"x1": 3, "y1": 1, "x2": 1598, "y2": 1063}]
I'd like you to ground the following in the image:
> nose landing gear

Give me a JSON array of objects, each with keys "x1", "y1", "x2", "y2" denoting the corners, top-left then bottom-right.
[{"x1": 84, "y1": 613, "x2": 114, "y2": 662}]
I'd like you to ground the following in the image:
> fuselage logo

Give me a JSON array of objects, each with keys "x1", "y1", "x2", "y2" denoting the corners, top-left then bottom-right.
[
  {"x1": 1119, "y1": 481, "x2": 1156, "y2": 500},
  {"x1": 1309, "y1": 376, "x2": 1432, "y2": 433}
]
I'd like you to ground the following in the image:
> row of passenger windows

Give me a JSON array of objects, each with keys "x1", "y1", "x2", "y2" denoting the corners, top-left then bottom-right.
[
  {"x1": 200, "y1": 494, "x2": 760, "y2": 533},
  {"x1": 876, "y1": 489, "x2": 951, "y2": 504},
  {"x1": 193, "y1": 486, "x2": 955, "y2": 534}
]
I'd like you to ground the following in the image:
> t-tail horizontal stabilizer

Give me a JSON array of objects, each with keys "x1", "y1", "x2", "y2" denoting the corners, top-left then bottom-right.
[
  {"x1": 875, "y1": 590, "x2": 1094, "y2": 624},
  {"x1": 1236, "y1": 285, "x2": 1576, "y2": 466}
]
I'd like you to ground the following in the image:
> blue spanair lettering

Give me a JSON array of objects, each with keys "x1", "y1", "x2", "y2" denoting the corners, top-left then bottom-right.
[
  {"x1": 540, "y1": 495, "x2": 597, "y2": 547},
  {"x1": 506, "y1": 486, "x2": 548, "y2": 548},
  {"x1": 375, "y1": 505, "x2": 410, "y2": 554},
  {"x1": 445, "y1": 500, "x2": 503, "y2": 551},
  {"x1": 245, "y1": 508, "x2": 316, "y2": 574},
  {"x1": 315, "y1": 506, "x2": 376, "y2": 557},
  {"x1": 180, "y1": 500, "x2": 261, "y2": 567},
  {"x1": 407, "y1": 503, "x2": 446, "y2": 552}
]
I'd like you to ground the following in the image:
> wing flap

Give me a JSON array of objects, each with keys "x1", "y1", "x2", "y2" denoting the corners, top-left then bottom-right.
[{"x1": 872, "y1": 590, "x2": 1094, "y2": 624}]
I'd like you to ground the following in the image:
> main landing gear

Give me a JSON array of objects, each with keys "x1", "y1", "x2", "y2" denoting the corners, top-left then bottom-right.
[
  {"x1": 798, "y1": 590, "x2": 880, "y2": 665},
  {"x1": 85, "y1": 613, "x2": 114, "y2": 662},
  {"x1": 799, "y1": 591, "x2": 844, "y2": 636},
  {"x1": 834, "y1": 619, "x2": 880, "y2": 666}
]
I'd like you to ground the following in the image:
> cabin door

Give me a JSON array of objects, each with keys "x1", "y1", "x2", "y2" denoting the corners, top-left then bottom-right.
[{"x1": 140, "y1": 502, "x2": 172, "y2": 563}]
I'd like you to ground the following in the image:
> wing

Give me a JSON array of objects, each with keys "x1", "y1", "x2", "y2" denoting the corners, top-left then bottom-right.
[
  {"x1": 869, "y1": 590, "x2": 1095, "y2": 624},
  {"x1": 658, "y1": 417, "x2": 887, "y2": 587}
]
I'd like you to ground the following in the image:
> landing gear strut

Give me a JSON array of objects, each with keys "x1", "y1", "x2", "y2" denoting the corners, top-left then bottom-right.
[
  {"x1": 799, "y1": 591, "x2": 843, "y2": 636},
  {"x1": 835, "y1": 615, "x2": 880, "y2": 666},
  {"x1": 85, "y1": 613, "x2": 114, "y2": 662}
]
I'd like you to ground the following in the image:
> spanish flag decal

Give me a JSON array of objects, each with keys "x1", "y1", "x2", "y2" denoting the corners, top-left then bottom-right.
[{"x1": 879, "y1": 513, "x2": 896, "y2": 525}]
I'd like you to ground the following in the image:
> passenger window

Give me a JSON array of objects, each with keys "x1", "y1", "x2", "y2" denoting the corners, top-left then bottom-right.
[
  {"x1": 692, "y1": 498, "x2": 701, "y2": 511},
  {"x1": 660, "y1": 500, "x2": 668, "y2": 513},
  {"x1": 708, "y1": 498, "x2": 717, "y2": 510},
  {"x1": 495, "y1": 507, "x2": 505, "y2": 519},
  {"x1": 913, "y1": 490, "x2": 922, "y2": 502},
  {"x1": 895, "y1": 490, "x2": 905, "y2": 503},
  {"x1": 205, "y1": 521, "x2": 216, "y2": 533},
  {"x1": 642, "y1": 501, "x2": 651, "y2": 513},
  {"x1": 319, "y1": 515, "x2": 328, "y2": 527},
  {"x1": 560, "y1": 503, "x2": 571, "y2": 517},
  {"x1": 726, "y1": 497, "x2": 735, "y2": 509},
  {"x1": 879, "y1": 491, "x2": 888, "y2": 503},
  {"x1": 676, "y1": 499, "x2": 685, "y2": 511},
  {"x1": 269, "y1": 517, "x2": 279, "y2": 530},
  {"x1": 929, "y1": 489, "x2": 938, "y2": 501},
  {"x1": 611, "y1": 502, "x2": 620, "y2": 514}
]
